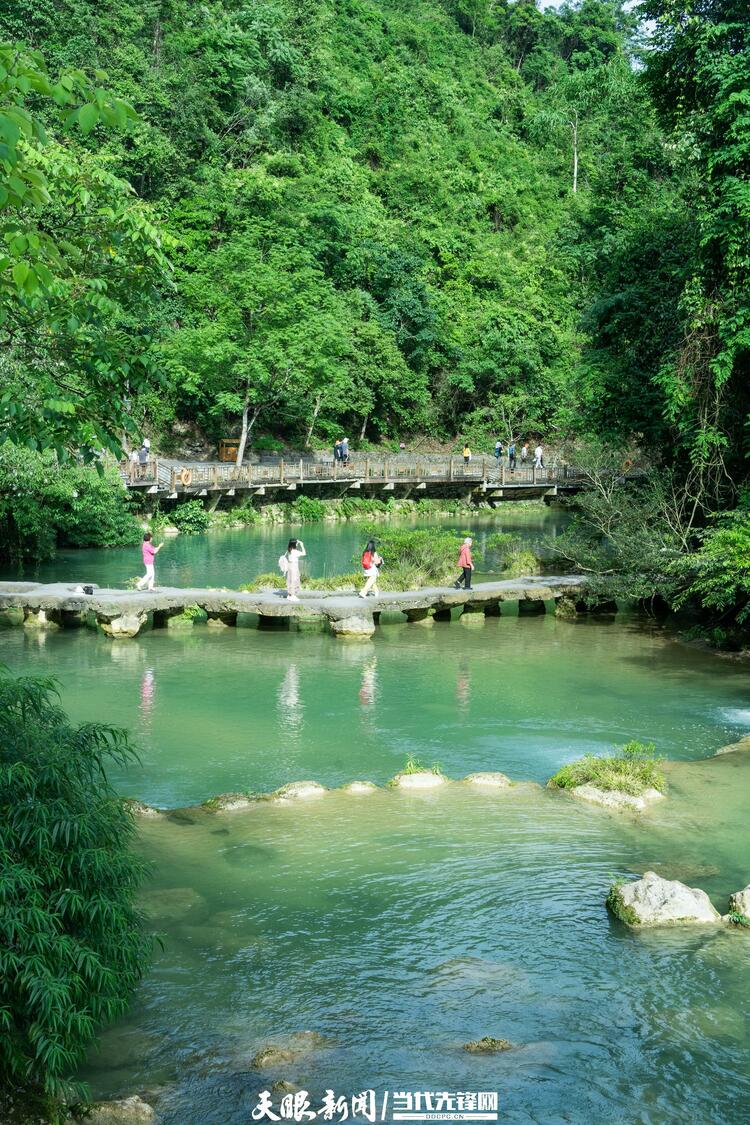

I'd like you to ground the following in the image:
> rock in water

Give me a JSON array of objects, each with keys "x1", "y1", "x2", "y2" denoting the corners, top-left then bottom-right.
[
  {"x1": 608, "y1": 871, "x2": 721, "y2": 927},
  {"x1": 391, "y1": 771, "x2": 446, "y2": 789},
  {"x1": 463, "y1": 772, "x2": 512, "y2": 788},
  {"x1": 463, "y1": 1036, "x2": 513, "y2": 1052},
  {"x1": 271, "y1": 781, "x2": 328, "y2": 801},
  {"x1": 571, "y1": 785, "x2": 665, "y2": 812},
  {"x1": 85, "y1": 1096, "x2": 156, "y2": 1124},
  {"x1": 728, "y1": 884, "x2": 750, "y2": 916}
]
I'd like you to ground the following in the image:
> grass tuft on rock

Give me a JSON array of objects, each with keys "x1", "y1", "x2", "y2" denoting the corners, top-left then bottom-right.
[{"x1": 547, "y1": 741, "x2": 665, "y2": 797}]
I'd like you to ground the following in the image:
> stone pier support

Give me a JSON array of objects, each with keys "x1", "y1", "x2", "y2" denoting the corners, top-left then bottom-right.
[
  {"x1": 23, "y1": 608, "x2": 61, "y2": 630},
  {"x1": 0, "y1": 607, "x2": 25, "y2": 627},
  {"x1": 460, "y1": 603, "x2": 486, "y2": 625},
  {"x1": 328, "y1": 613, "x2": 376, "y2": 638},
  {"x1": 518, "y1": 598, "x2": 546, "y2": 615},
  {"x1": 483, "y1": 601, "x2": 502, "y2": 617},
  {"x1": 403, "y1": 607, "x2": 434, "y2": 625},
  {"x1": 557, "y1": 596, "x2": 617, "y2": 617},
  {"x1": 97, "y1": 611, "x2": 149, "y2": 638},
  {"x1": 433, "y1": 607, "x2": 453, "y2": 622}
]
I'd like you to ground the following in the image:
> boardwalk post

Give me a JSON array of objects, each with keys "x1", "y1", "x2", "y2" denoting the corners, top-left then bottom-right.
[
  {"x1": 366, "y1": 457, "x2": 370, "y2": 480},
  {"x1": 384, "y1": 459, "x2": 390, "y2": 482},
  {"x1": 170, "y1": 467, "x2": 176, "y2": 491},
  {"x1": 299, "y1": 458, "x2": 304, "y2": 483},
  {"x1": 279, "y1": 459, "x2": 285, "y2": 484},
  {"x1": 334, "y1": 458, "x2": 338, "y2": 481},
  {"x1": 482, "y1": 459, "x2": 487, "y2": 485},
  {"x1": 533, "y1": 464, "x2": 537, "y2": 484},
  {"x1": 501, "y1": 464, "x2": 505, "y2": 486},
  {"x1": 450, "y1": 456, "x2": 454, "y2": 481},
  {"x1": 211, "y1": 465, "x2": 218, "y2": 488}
]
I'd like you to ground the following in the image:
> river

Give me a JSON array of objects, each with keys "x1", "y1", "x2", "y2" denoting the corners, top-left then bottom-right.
[{"x1": 1, "y1": 512, "x2": 748, "y2": 1122}]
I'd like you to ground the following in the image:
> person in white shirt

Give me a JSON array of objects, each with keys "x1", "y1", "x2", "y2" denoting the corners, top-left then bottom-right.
[
  {"x1": 533, "y1": 444, "x2": 544, "y2": 469},
  {"x1": 284, "y1": 538, "x2": 306, "y2": 601}
]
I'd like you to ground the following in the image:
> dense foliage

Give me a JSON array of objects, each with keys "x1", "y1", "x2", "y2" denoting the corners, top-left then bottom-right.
[
  {"x1": 0, "y1": 445, "x2": 141, "y2": 565},
  {"x1": 0, "y1": 671, "x2": 152, "y2": 1107}
]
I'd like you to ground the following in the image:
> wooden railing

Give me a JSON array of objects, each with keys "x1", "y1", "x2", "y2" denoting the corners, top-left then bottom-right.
[{"x1": 120, "y1": 456, "x2": 583, "y2": 491}]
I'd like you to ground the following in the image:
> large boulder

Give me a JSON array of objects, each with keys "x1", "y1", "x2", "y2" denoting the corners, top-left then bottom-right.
[
  {"x1": 571, "y1": 785, "x2": 665, "y2": 812},
  {"x1": 98, "y1": 611, "x2": 148, "y2": 638},
  {"x1": 728, "y1": 884, "x2": 750, "y2": 917},
  {"x1": 608, "y1": 871, "x2": 721, "y2": 927},
  {"x1": 85, "y1": 1096, "x2": 156, "y2": 1124},
  {"x1": 328, "y1": 613, "x2": 375, "y2": 638}
]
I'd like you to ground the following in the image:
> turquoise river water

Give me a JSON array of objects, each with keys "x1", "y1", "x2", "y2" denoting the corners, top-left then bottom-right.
[{"x1": 2, "y1": 514, "x2": 749, "y2": 1123}]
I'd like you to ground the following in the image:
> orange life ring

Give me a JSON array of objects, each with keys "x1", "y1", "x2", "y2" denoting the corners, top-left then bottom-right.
[{"x1": 179, "y1": 468, "x2": 193, "y2": 487}]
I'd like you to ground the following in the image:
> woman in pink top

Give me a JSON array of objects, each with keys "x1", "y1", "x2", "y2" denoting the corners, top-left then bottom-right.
[
  {"x1": 136, "y1": 532, "x2": 163, "y2": 591},
  {"x1": 454, "y1": 537, "x2": 474, "y2": 590}
]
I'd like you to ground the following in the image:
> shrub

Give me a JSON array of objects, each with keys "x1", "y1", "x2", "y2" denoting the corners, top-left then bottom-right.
[
  {"x1": 547, "y1": 741, "x2": 665, "y2": 796},
  {"x1": 356, "y1": 527, "x2": 479, "y2": 589},
  {"x1": 171, "y1": 499, "x2": 210, "y2": 534},
  {"x1": 240, "y1": 572, "x2": 286, "y2": 591},
  {"x1": 0, "y1": 445, "x2": 141, "y2": 564},
  {"x1": 292, "y1": 495, "x2": 326, "y2": 522},
  {"x1": 0, "y1": 671, "x2": 152, "y2": 1107}
]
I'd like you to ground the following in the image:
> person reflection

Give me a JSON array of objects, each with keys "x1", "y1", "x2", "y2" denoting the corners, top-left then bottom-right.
[
  {"x1": 456, "y1": 659, "x2": 471, "y2": 712},
  {"x1": 359, "y1": 657, "x2": 378, "y2": 709},
  {"x1": 139, "y1": 667, "x2": 155, "y2": 724},
  {"x1": 277, "y1": 664, "x2": 303, "y2": 735}
]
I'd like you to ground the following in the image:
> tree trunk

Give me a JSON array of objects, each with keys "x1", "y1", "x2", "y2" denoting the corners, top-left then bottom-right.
[
  {"x1": 571, "y1": 113, "x2": 578, "y2": 194},
  {"x1": 305, "y1": 394, "x2": 322, "y2": 448},
  {"x1": 359, "y1": 413, "x2": 369, "y2": 441},
  {"x1": 236, "y1": 398, "x2": 261, "y2": 466}
]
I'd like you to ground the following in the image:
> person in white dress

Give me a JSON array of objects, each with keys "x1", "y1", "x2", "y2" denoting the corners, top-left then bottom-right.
[{"x1": 284, "y1": 538, "x2": 306, "y2": 601}]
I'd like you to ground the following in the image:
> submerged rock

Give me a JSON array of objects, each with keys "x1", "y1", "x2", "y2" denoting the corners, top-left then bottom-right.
[
  {"x1": 85, "y1": 1095, "x2": 156, "y2": 1124},
  {"x1": 571, "y1": 785, "x2": 665, "y2": 812},
  {"x1": 463, "y1": 1036, "x2": 513, "y2": 1053},
  {"x1": 391, "y1": 770, "x2": 446, "y2": 789},
  {"x1": 608, "y1": 871, "x2": 721, "y2": 927},
  {"x1": 463, "y1": 772, "x2": 512, "y2": 788},
  {"x1": 714, "y1": 735, "x2": 750, "y2": 756},
  {"x1": 123, "y1": 798, "x2": 162, "y2": 818},
  {"x1": 271, "y1": 781, "x2": 328, "y2": 801},
  {"x1": 728, "y1": 884, "x2": 750, "y2": 917},
  {"x1": 251, "y1": 1031, "x2": 334, "y2": 1070},
  {"x1": 139, "y1": 886, "x2": 207, "y2": 924},
  {"x1": 202, "y1": 792, "x2": 256, "y2": 812},
  {"x1": 341, "y1": 780, "x2": 378, "y2": 794}
]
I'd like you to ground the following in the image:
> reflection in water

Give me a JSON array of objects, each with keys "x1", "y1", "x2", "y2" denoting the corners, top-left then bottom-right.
[
  {"x1": 139, "y1": 668, "x2": 155, "y2": 726},
  {"x1": 277, "y1": 664, "x2": 303, "y2": 736},
  {"x1": 358, "y1": 657, "x2": 378, "y2": 710},
  {"x1": 455, "y1": 658, "x2": 471, "y2": 712}
]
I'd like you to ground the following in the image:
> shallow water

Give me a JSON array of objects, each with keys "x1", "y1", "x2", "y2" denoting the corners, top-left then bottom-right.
[
  {"x1": 2, "y1": 511, "x2": 749, "y2": 1122},
  {"x1": 83, "y1": 762, "x2": 750, "y2": 1124},
  {"x1": 0, "y1": 507, "x2": 563, "y2": 588},
  {"x1": 2, "y1": 615, "x2": 748, "y2": 807}
]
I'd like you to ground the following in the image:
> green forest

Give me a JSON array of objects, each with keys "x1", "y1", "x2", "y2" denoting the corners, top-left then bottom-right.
[{"x1": 0, "y1": 0, "x2": 749, "y2": 629}]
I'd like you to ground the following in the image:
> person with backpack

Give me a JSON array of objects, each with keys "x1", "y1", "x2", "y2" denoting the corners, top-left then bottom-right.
[
  {"x1": 494, "y1": 439, "x2": 504, "y2": 465},
  {"x1": 279, "y1": 538, "x2": 306, "y2": 601},
  {"x1": 359, "y1": 539, "x2": 383, "y2": 598},
  {"x1": 454, "y1": 537, "x2": 474, "y2": 590},
  {"x1": 508, "y1": 440, "x2": 517, "y2": 472},
  {"x1": 463, "y1": 442, "x2": 471, "y2": 466}
]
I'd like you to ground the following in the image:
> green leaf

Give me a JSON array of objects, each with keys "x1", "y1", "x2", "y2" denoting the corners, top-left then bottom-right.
[
  {"x1": 77, "y1": 103, "x2": 99, "y2": 134},
  {"x1": 11, "y1": 260, "x2": 29, "y2": 287}
]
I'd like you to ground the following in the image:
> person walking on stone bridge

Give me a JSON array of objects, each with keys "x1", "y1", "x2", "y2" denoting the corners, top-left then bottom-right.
[
  {"x1": 359, "y1": 539, "x2": 383, "y2": 599},
  {"x1": 454, "y1": 537, "x2": 474, "y2": 590},
  {"x1": 283, "y1": 538, "x2": 306, "y2": 601},
  {"x1": 136, "y1": 532, "x2": 163, "y2": 591}
]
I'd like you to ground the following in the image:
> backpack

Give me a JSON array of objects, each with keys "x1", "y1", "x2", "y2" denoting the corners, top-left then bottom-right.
[
  {"x1": 278, "y1": 553, "x2": 289, "y2": 575},
  {"x1": 361, "y1": 550, "x2": 373, "y2": 570}
]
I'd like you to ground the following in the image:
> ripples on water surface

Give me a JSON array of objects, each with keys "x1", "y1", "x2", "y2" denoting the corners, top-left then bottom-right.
[
  {"x1": 2, "y1": 538, "x2": 750, "y2": 1121},
  {"x1": 83, "y1": 769, "x2": 750, "y2": 1124}
]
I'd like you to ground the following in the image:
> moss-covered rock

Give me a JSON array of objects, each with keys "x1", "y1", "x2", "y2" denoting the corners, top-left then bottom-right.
[{"x1": 463, "y1": 1036, "x2": 513, "y2": 1053}]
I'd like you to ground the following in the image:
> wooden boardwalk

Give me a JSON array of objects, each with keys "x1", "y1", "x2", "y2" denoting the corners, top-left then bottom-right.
[
  {"x1": 121, "y1": 455, "x2": 584, "y2": 502},
  {"x1": 0, "y1": 576, "x2": 595, "y2": 638}
]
